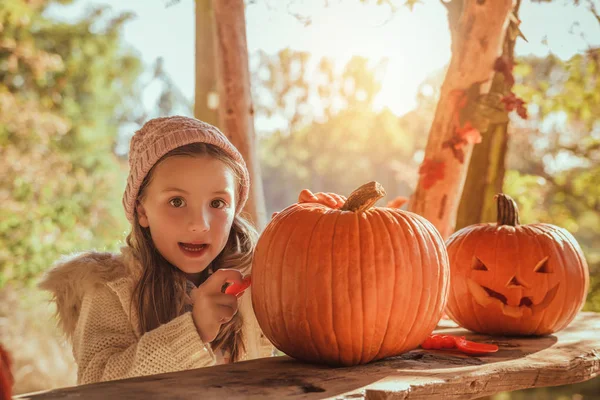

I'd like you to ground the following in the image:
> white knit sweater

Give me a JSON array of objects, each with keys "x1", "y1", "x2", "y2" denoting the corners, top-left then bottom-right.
[{"x1": 38, "y1": 248, "x2": 273, "y2": 384}]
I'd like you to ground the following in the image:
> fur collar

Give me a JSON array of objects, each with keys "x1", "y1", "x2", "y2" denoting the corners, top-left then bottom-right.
[{"x1": 38, "y1": 247, "x2": 140, "y2": 339}]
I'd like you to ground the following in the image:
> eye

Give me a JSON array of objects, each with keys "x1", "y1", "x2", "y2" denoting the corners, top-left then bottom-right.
[
  {"x1": 211, "y1": 199, "x2": 226, "y2": 209},
  {"x1": 534, "y1": 256, "x2": 551, "y2": 273},
  {"x1": 472, "y1": 257, "x2": 488, "y2": 271},
  {"x1": 169, "y1": 197, "x2": 186, "y2": 208}
]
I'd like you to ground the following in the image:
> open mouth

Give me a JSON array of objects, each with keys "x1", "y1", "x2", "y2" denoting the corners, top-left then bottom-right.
[
  {"x1": 467, "y1": 279, "x2": 559, "y2": 318},
  {"x1": 178, "y1": 242, "x2": 209, "y2": 257}
]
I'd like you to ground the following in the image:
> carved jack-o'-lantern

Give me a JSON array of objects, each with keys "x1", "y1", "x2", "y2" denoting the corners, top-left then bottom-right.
[{"x1": 445, "y1": 194, "x2": 589, "y2": 336}]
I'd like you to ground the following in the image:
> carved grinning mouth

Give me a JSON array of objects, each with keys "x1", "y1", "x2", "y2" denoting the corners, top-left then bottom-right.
[{"x1": 467, "y1": 279, "x2": 560, "y2": 318}]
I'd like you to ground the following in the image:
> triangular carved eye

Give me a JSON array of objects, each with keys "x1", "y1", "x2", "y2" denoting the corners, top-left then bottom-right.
[
  {"x1": 472, "y1": 257, "x2": 488, "y2": 271},
  {"x1": 507, "y1": 276, "x2": 526, "y2": 288},
  {"x1": 534, "y1": 256, "x2": 551, "y2": 273}
]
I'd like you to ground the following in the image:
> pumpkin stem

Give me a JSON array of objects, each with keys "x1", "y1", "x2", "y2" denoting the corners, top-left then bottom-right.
[
  {"x1": 341, "y1": 181, "x2": 386, "y2": 212},
  {"x1": 495, "y1": 193, "x2": 520, "y2": 226}
]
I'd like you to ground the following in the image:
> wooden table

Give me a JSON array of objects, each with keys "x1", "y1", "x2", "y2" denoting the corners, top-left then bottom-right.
[{"x1": 18, "y1": 312, "x2": 600, "y2": 400}]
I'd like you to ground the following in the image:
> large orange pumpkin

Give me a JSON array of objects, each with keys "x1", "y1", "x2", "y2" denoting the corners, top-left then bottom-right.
[
  {"x1": 251, "y1": 182, "x2": 450, "y2": 366},
  {"x1": 445, "y1": 194, "x2": 589, "y2": 336}
]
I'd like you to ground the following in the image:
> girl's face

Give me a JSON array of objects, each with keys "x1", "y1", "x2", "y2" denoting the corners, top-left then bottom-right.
[{"x1": 136, "y1": 155, "x2": 237, "y2": 283}]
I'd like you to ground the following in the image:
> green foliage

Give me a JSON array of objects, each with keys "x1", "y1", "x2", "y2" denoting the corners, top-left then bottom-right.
[
  {"x1": 0, "y1": 0, "x2": 142, "y2": 286},
  {"x1": 504, "y1": 48, "x2": 600, "y2": 311},
  {"x1": 253, "y1": 50, "x2": 426, "y2": 214}
]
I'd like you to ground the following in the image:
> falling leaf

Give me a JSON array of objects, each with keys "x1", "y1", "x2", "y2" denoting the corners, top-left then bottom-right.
[
  {"x1": 456, "y1": 121, "x2": 482, "y2": 144},
  {"x1": 419, "y1": 159, "x2": 445, "y2": 190},
  {"x1": 387, "y1": 196, "x2": 409, "y2": 208}
]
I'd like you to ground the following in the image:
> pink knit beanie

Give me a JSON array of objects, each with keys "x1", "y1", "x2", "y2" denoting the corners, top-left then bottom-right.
[{"x1": 122, "y1": 116, "x2": 249, "y2": 223}]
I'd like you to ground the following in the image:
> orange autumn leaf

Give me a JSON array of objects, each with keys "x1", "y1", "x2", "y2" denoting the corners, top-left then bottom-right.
[
  {"x1": 386, "y1": 196, "x2": 409, "y2": 209},
  {"x1": 456, "y1": 122, "x2": 482, "y2": 144},
  {"x1": 419, "y1": 159, "x2": 445, "y2": 190}
]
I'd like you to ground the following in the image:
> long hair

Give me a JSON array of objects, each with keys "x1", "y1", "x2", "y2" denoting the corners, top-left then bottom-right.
[{"x1": 125, "y1": 143, "x2": 258, "y2": 362}]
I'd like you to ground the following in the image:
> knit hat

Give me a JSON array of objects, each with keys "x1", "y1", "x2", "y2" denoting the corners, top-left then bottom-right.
[{"x1": 122, "y1": 116, "x2": 249, "y2": 223}]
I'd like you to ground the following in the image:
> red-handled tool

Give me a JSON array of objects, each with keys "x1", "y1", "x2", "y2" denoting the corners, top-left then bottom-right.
[
  {"x1": 421, "y1": 334, "x2": 498, "y2": 356},
  {"x1": 224, "y1": 275, "x2": 252, "y2": 297}
]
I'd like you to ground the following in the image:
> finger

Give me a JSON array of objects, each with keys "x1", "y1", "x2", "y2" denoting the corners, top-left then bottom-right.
[
  {"x1": 330, "y1": 193, "x2": 346, "y2": 208},
  {"x1": 271, "y1": 211, "x2": 280, "y2": 219},
  {"x1": 201, "y1": 269, "x2": 243, "y2": 293},
  {"x1": 212, "y1": 292, "x2": 240, "y2": 308},
  {"x1": 214, "y1": 304, "x2": 237, "y2": 324},
  {"x1": 315, "y1": 193, "x2": 337, "y2": 206},
  {"x1": 298, "y1": 189, "x2": 318, "y2": 203}
]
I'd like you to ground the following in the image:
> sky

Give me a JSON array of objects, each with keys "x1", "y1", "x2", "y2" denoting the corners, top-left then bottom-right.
[{"x1": 46, "y1": 0, "x2": 600, "y2": 129}]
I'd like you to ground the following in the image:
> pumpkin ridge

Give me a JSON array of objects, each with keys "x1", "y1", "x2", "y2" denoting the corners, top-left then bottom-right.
[
  {"x1": 450, "y1": 226, "x2": 476, "y2": 329},
  {"x1": 305, "y1": 209, "x2": 332, "y2": 362},
  {"x1": 395, "y1": 211, "x2": 426, "y2": 352},
  {"x1": 419, "y1": 214, "x2": 450, "y2": 332},
  {"x1": 273, "y1": 206, "x2": 306, "y2": 351},
  {"x1": 370, "y1": 209, "x2": 395, "y2": 361},
  {"x1": 328, "y1": 210, "x2": 343, "y2": 366},
  {"x1": 551, "y1": 226, "x2": 587, "y2": 332},
  {"x1": 300, "y1": 208, "x2": 328, "y2": 359},
  {"x1": 565, "y1": 227, "x2": 590, "y2": 328},
  {"x1": 445, "y1": 235, "x2": 464, "y2": 323},
  {"x1": 257, "y1": 204, "x2": 293, "y2": 349},
  {"x1": 359, "y1": 210, "x2": 376, "y2": 363},
  {"x1": 541, "y1": 226, "x2": 568, "y2": 333},
  {"x1": 353, "y1": 210, "x2": 364, "y2": 365},
  {"x1": 388, "y1": 211, "x2": 413, "y2": 352},
  {"x1": 471, "y1": 226, "x2": 493, "y2": 332},
  {"x1": 413, "y1": 213, "x2": 442, "y2": 347},
  {"x1": 529, "y1": 225, "x2": 551, "y2": 335},
  {"x1": 416, "y1": 214, "x2": 449, "y2": 341}
]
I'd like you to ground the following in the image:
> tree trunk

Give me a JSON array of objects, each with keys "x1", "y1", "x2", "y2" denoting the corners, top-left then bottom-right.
[
  {"x1": 408, "y1": 0, "x2": 514, "y2": 240},
  {"x1": 194, "y1": 0, "x2": 219, "y2": 126},
  {"x1": 455, "y1": 123, "x2": 509, "y2": 229},
  {"x1": 455, "y1": 1, "x2": 521, "y2": 230},
  {"x1": 212, "y1": 0, "x2": 267, "y2": 230}
]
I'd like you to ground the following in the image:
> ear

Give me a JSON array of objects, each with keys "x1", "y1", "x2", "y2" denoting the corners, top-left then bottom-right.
[{"x1": 136, "y1": 201, "x2": 150, "y2": 228}]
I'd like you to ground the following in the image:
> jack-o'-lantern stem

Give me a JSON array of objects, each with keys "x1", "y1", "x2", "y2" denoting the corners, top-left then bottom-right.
[{"x1": 495, "y1": 193, "x2": 520, "y2": 226}]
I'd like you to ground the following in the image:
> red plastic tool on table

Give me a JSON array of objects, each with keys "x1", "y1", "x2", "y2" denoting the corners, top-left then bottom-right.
[
  {"x1": 420, "y1": 334, "x2": 498, "y2": 355},
  {"x1": 224, "y1": 275, "x2": 252, "y2": 297}
]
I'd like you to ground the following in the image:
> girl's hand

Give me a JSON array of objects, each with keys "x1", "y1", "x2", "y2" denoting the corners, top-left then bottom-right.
[
  {"x1": 271, "y1": 189, "x2": 347, "y2": 219},
  {"x1": 191, "y1": 269, "x2": 242, "y2": 343},
  {"x1": 298, "y1": 189, "x2": 347, "y2": 209}
]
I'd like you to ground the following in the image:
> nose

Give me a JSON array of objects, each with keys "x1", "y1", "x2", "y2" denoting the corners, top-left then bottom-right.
[
  {"x1": 506, "y1": 275, "x2": 528, "y2": 289},
  {"x1": 188, "y1": 208, "x2": 210, "y2": 232}
]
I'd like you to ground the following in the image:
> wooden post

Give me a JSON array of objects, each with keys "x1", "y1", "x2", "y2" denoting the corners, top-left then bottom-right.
[
  {"x1": 211, "y1": 0, "x2": 271, "y2": 360},
  {"x1": 408, "y1": 0, "x2": 514, "y2": 240},
  {"x1": 212, "y1": 0, "x2": 267, "y2": 231},
  {"x1": 194, "y1": 0, "x2": 219, "y2": 126}
]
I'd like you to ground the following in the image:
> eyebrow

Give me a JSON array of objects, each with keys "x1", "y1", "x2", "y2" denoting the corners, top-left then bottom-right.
[
  {"x1": 161, "y1": 188, "x2": 232, "y2": 196},
  {"x1": 162, "y1": 188, "x2": 189, "y2": 194},
  {"x1": 212, "y1": 190, "x2": 232, "y2": 196}
]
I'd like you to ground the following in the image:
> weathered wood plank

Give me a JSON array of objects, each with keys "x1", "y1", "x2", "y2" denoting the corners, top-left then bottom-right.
[{"x1": 18, "y1": 312, "x2": 600, "y2": 400}]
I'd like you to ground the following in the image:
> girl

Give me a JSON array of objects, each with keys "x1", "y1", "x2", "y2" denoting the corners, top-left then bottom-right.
[{"x1": 39, "y1": 116, "x2": 345, "y2": 385}]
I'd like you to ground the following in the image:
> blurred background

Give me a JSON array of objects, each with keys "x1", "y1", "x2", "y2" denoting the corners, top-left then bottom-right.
[{"x1": 0, "y1": 0, "x2": 599, "y2": 397}]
